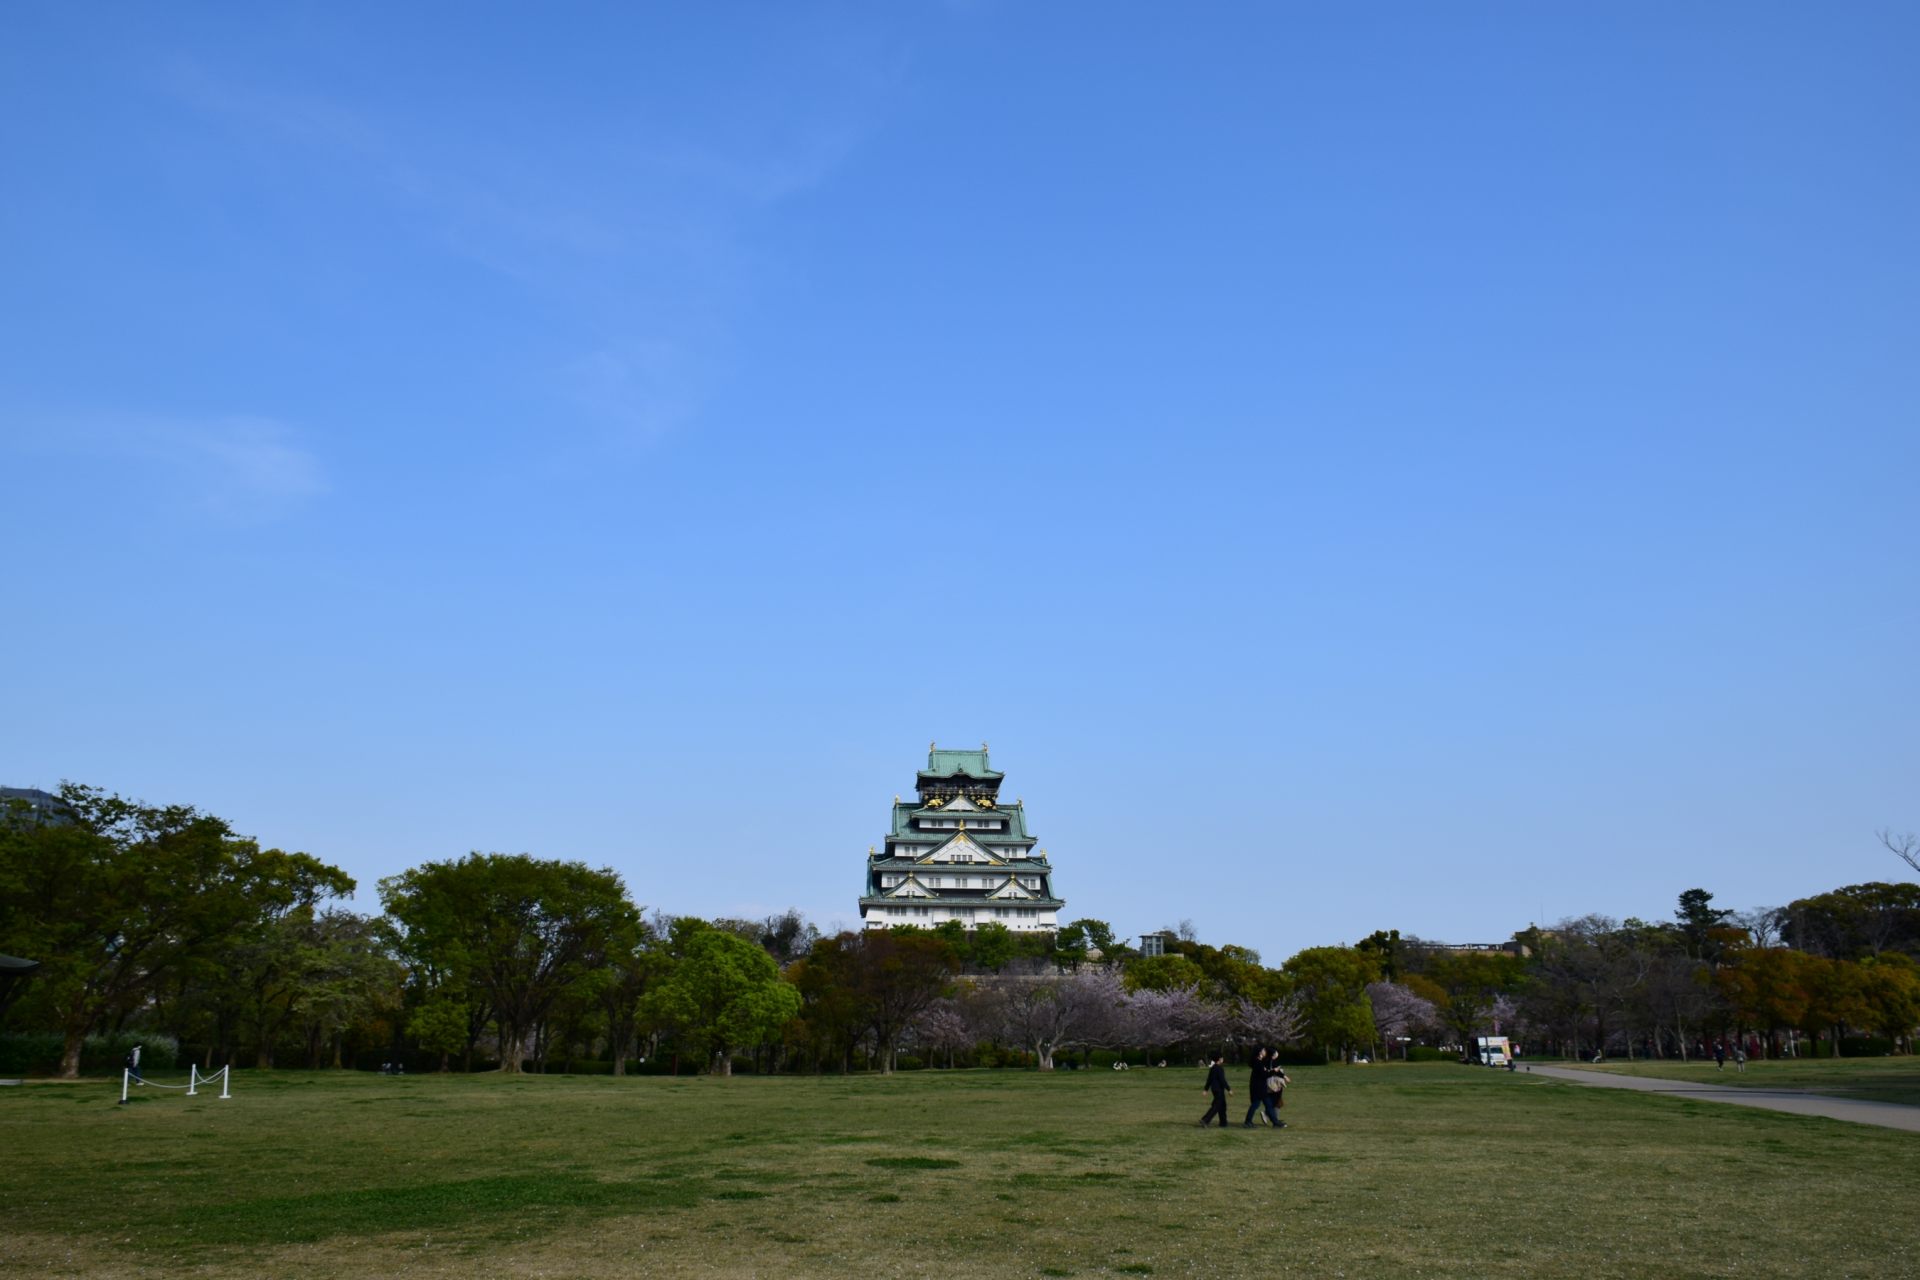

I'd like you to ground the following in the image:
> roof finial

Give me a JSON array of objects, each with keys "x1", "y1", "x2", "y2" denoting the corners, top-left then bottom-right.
[
  {"x1": 929, "y1": 739, "x2": 936, "y2": 753},
  {"x1": 981, "y1": 740, "x2": 989, "y2": 752},
  {"x1": 894, "y1": 794, "x2": 900, "y2": 804}
]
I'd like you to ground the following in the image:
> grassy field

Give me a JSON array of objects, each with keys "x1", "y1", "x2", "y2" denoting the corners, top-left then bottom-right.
[
  {"x1": 1559, "y1": 1056, "x2": 1920, "y2": 1107},
  {"x1": 5, "y1": 1062, "x2": 1919, "y2": 1279}
]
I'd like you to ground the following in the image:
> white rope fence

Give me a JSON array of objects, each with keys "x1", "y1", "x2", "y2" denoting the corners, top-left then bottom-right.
[{"x1": 120, "y1": 1064, "x2": 231, "y2": 1104}]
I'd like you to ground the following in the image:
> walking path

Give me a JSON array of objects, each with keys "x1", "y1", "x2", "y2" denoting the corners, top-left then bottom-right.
[{"x1": 1524, "y1": 1064, "x2": 1920, "y2": 1133}]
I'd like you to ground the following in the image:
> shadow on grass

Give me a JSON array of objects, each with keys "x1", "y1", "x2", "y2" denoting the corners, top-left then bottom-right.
[
  {"x1": 865, "y1": 1155, "x2": 961, "y2": 1169},
  {"x1": 139, "y1": 1171, "x2": 719, "y2": 1247}
]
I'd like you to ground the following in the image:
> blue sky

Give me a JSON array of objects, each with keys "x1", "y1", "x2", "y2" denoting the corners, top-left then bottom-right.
[{"x1": 4, "y1": 3, "x2": 1916, "y2": 960}]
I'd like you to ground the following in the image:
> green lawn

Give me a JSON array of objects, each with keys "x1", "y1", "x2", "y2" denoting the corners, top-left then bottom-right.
[
  {"x1": 5, "y1": 1063, "x2": 1918, "y2": 1278},
  {"x1": 1562, "y1": 1056, "x2": 1920, "y2": 1107}
]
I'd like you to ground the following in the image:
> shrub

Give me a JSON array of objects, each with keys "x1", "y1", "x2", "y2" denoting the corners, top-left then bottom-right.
[
  {"x1": 352, "y1": 1049, "x2": 449, "y2": 1074},
  {"x1": 1840, "y1": 1037, "x2": 1894, "y2": 1057},
  {"x1": 0, "y1": 1031, "x2": 178, "y2": 1076}
]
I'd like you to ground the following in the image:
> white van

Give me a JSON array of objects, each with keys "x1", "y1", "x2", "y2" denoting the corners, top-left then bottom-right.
[{"x1": 1476, "y1": 1036, "x2": 1511, "y2": 1067}]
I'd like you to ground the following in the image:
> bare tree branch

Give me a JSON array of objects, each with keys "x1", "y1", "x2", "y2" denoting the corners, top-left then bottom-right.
[{"x1": 1878, "y1": 829, "x2": 1920, "y2": 875}]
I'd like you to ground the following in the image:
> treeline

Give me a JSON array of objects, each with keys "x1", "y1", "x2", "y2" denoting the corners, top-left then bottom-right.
[
  {"x1": 1495, "y1": 880, "x2": 1920, "y2": 1060},
  {"x1": 3, "y1": 786, "x2": 1917, "y2": 1076}
]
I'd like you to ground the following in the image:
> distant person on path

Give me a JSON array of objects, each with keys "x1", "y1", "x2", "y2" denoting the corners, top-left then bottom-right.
[
  {"x1": 1734, "y1": 1045, "x2": 1747, "y2": 1073},
  {"x1": 1714, "y1": 1041, "x2": 1727, "y2": 1070},
  {"x1": 1242, "y1": 1047, "x2": 1271, "y2": 1127},
  {"x1": 124, "y1": 1045, "x2": 143, "y2": 1084},
  {"x1": 1199, "y1": 1052, "x2": 1231, "y2": 1127}
]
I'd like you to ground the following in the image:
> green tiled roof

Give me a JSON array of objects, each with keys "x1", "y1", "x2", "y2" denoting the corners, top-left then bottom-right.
[
  {"x1": 858, "y1": 896, "x2": 1064, "y2": 910},
  {"x1": 866, "y1": 863, "x2": 1055, "y2": 896},
  {"x1": 890, "y1": 803, "x2": 1031, "y2": 839},
  {"x1": 891, "y1": 830, "x2": 1042, "y2": 862},
  {"x1": 878, "y1": 855, "x2": 1050, "y2": 871},
  {"x1": 917, "y1": 747, "x2": 1004, "y2": 781}
]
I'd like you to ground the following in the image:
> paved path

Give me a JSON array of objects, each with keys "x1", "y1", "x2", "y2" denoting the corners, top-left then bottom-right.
[{"x1": 1524, "y1": 1064, "x2": 1920, "y2": 1133}]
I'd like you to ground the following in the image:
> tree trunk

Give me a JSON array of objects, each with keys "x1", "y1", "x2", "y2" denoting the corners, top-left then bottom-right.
[
  {"x1": 59, "y1": 1030, "x2": 85, "y2": 1080},
  {"x1": 612, "y1": 1051, "x2": 627, "y2": 1078},
  {"x1": 1035, "y1": 1043, "x2": 1055, "y2": 1071},
  {"x1": 713, "y1": 1050, "x2": 733, "y2": 1077}
]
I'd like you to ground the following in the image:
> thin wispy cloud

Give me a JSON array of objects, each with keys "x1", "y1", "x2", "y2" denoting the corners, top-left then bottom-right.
[
  {"x1": 151, "y1": 35, "x2": 909, "y2": 449},
  {"x1": 563, "y1": 340, "x2": 704, "y2": 446},
  {"x1": 18, "y1": 412, "x2": 329, "y2": 522},
  {"x1": 173, "y1": 416, "x2": 329, "y2": 510}
]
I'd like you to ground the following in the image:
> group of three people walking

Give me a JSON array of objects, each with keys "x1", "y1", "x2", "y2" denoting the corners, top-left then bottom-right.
[{"x1": 1199, "y1": 1046, "x2": 1289, "y2": 1128}]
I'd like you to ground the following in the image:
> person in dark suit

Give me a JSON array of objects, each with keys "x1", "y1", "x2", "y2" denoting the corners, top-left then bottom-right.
[
  {"x1": 1241, "y1": 1046, "x2": 1270, "y2": 1126},
  {"x1": 1199, "y1": 1051, "x2": 1231, "y2": 1127}
]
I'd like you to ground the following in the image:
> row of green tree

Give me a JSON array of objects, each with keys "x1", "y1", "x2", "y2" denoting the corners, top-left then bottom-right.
[{"x1": 4, "y1": 786, "x2": 1917, "y2": 1075}]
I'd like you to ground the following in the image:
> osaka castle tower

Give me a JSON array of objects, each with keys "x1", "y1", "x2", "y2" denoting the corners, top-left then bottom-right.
[{"x1": 859, "y1": 743, "x2": 1064, "y2": 933}]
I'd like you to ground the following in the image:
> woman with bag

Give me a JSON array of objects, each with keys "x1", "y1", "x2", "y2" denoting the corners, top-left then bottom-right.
[{"x1": 1262, "y1": 1052, "x2": 1289, "y2": 1129}]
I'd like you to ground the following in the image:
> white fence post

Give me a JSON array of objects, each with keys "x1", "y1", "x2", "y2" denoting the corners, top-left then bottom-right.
[
  {"x1": 218, "y1": 1066, "x2": 230, "y2": 1099},
  {"x1": 187, "y1": 1065, "x2": 198, "y2": 1096},
  {"x1": 120, "y1": 1068, "x2": 130, "y2": 1105}
]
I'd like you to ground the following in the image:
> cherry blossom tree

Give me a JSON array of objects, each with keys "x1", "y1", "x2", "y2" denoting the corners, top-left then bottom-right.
[
  {"x1": 1122, "y1": 984, "x2": 1227, "y2": 1057},
  {"x1": 1367, "y1": 981, "x2": 1440, "y2": 1053},
  {"x1": 911, "y1": 998, "x2": 974, "y2": 1069},
  {"x1": 979, "y1": 969, "x2": 1127, "y2": 1070},
  {"x1": 1236, "y1": 992, "x2": 1304, "y2": 1047}
]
